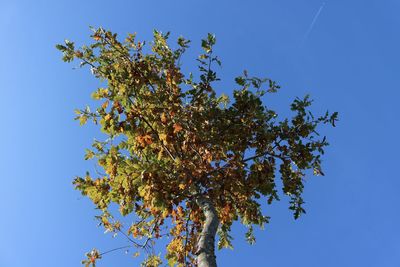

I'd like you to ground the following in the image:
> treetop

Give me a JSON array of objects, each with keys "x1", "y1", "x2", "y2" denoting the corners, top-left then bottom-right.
[{"x1": 57, "y1": 27, "x2": 337, "y2": 267}]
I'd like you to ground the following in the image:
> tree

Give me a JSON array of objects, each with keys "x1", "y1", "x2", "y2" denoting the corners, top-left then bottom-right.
[{"x1": 57, "y1": 27, "x2": 337, "y2": 267}]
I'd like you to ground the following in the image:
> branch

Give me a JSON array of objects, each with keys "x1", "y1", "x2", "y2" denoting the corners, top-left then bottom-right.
[
  {"x1": 242, "y1": 151, "x2": 288, "y2": 163},
  {"x1": 100, "y1": 245, "x2": 132, "y2": 256},
  {"x1": 202, "y1": 150, "x2": 289, "y2": 179},
  {"x1": 117, "y1": 228, "x2": 142, "y2": 248}
]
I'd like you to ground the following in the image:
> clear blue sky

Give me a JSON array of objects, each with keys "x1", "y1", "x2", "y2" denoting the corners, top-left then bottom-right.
[{"x1": 1, "y1": 0, "x2": 399, "y2": 266}]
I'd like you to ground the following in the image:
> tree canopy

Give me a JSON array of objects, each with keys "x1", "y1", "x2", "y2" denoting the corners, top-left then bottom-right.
[{"x1": 57, "y1": 27, "x2": 337, "y2": 267}]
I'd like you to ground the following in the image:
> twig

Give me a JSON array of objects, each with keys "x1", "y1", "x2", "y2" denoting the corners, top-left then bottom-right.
[{"x1": 100, "y1": 245, "x2": 132, "y2": 256}]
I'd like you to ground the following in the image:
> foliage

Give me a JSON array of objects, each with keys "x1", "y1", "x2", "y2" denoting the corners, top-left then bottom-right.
[{"x1": 57, "y1": 27, "x2": 337, "y2": 266}]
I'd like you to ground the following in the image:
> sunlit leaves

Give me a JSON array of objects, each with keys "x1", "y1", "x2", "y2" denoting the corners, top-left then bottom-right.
[
  {"x1": 201, "y1": 33, "x2": 216, "y2": 54},
  {"x1": 57, "y1": 27, "x2": 337, "y2": 266},
  {"x1": 245, "y1": 226, "x2": 256, "y2": 245},
  {"x1": 81, "y1": 249, "x2": 101, "y2": 267},
  {"x1": 142, "y1": 254, "x2": 162, "y2": 267}
]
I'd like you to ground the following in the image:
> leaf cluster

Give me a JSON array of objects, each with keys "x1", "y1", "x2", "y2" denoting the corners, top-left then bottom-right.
[{"x1": 57, "y1": 27, "x2": 337, "y2": 266}]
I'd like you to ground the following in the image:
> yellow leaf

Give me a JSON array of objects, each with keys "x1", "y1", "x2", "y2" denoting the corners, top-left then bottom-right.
[
  {"x1": 159, "y1": 133, "x2": 167, "y2": 142},
  {"x1": 178, "y1": 184, "x2": 185, "y2": 190},
  {"x1": 104, "y1": 114, "x2": 111, "y2": 121},
  {"x1": 157, "y1": 148, "x2": 164, "y2": 160},
  {"x1": 161, "y1": 113, "x2": 167, "y2": 124},
  {"x1": 79, "y1": 115, "x2": 88, "y2": 125}
]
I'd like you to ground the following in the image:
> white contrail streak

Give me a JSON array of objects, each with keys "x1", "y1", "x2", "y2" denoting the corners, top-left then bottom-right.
[{"x1": 300, "y1": 2, "x2": 325, "y2": 46}]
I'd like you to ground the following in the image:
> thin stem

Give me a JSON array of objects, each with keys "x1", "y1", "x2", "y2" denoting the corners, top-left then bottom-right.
[{"x1": 100, "y1": 245, "x2": 132, "y2": 256}]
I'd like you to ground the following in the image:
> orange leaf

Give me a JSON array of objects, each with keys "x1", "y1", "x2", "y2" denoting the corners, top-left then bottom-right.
[
  {"x1": 136, "y1": 135, "x2": 152, "y2": 146},
  {"x1": 143, "y1": 134, "x2": 153, "y2": 145},
  {"x1": 101, "y1": 101, "x2": 109, "y2": 109},
  {"x1": 173, "y1": 123, "x2": 183, "y2": 133}
]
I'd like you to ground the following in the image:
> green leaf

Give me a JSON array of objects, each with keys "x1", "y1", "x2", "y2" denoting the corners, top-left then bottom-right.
[
  {"x1": 235, "y1": 76, "x2": 246, "y2": 86},
  {"x1": 245, "y1": 226, "x2": 256, "y2": 245},
  {"x1": 55, "y1": 44, "x2": 67, "y2": 51}
]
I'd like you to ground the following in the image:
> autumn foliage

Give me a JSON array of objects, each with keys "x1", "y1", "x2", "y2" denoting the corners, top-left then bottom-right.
[{"x1": 57, "y1": 28, "x2": 337, "y2": 266}]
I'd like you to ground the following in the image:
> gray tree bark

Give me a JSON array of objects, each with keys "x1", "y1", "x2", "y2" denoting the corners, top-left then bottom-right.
[{"x1": 195, "y1": 196, "x2": 219, "y2": 267}]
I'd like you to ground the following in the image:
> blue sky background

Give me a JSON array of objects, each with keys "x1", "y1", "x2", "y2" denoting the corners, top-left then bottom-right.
[{"x1": 1, "y1": 0, "x2": 400, "y2": 266}]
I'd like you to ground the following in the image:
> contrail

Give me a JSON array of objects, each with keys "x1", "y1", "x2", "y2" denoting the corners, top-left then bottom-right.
[{"x1": 300, "y1": 2, "x2": 326, "y2": 46}]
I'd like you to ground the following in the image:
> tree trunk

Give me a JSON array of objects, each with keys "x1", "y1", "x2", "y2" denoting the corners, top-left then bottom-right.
[{"x1": 195, "y1": 196, "x2": 219, "y2": 267}]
